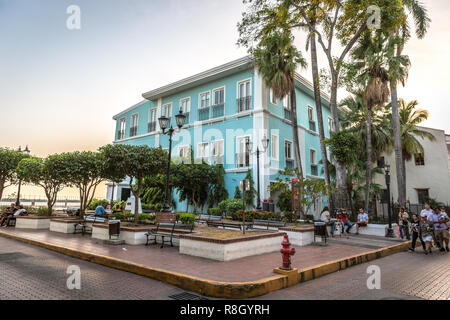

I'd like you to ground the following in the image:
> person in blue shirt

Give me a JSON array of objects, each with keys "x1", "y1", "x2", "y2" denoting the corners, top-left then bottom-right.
[
  {"x1": 95, "y1": 202, "x2": 107, "y2": 217},
  {"x1": 355, "y1": 208, "x2": 369, "y2": 235}
]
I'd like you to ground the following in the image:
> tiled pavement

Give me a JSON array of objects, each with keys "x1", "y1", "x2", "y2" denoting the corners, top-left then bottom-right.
[
  {"x1": 0, "y1": 228, "x2": 385, "y2": 282},
  {"x1": 0, "y1": 237, "x2": 186, "y2": 300},
  {"x1": 258, "y1": 250, "x2": 450, "y2": 300}
]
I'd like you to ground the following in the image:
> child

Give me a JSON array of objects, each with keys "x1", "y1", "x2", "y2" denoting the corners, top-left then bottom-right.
[{"x1": 409, "y1": 214, "x2": 426, "y2": 252}]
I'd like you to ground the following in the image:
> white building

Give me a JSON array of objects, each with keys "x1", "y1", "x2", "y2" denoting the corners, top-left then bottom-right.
[{"x1": 374, "y1": 126, "x2": 450, "y2": 206}]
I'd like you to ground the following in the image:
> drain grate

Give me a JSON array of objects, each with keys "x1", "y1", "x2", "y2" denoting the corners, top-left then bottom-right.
[
  {"x1": 0, "y1": 252, "x2": 30, "y2": 261},
  {"x1": 169, "y1": 292, "x2": 209, "y2": 300}
]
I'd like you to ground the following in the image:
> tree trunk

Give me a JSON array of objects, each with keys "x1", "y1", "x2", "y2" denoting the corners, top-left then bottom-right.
[
  {"x1": 365, "y1": 109, "x2": 373, "y2": 213},
  {"x1": 310, "y1": 31, "x2": 331, "y2": 207},
  {"x1": 192, "y1": 191, "x2": 197, "y2": 214},
  {"x1": 290, "y1": 89, "x2": 303, "y2": 179},
  {"x1": 133, "y1": 181, "x2": 141, "y2": 223},
  {"x1": 329, "y1": 74, "x2": 348, "y2": 209},
  {"x1": 0, "y1": 182, "x2": 4, "y2": 202},
  {"x1": 390, "y1": 82, "x2": 406, "y2": 206}
]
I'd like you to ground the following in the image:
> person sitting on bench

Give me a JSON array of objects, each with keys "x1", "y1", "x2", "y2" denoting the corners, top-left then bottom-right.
[
  {"x1": 337, "y1": 209, "x2": 354, "y2": 234},
  {"x1": 1, "y1": 204, "x2": 26, "y2": 228},
  {"x1": 0, "y1": 203, "x2": 17, "y2": 227},
  {"x1": 320, "y1": 207, "x2": 336, "y2": 236},
  {"x1": 355, "y1": 208, "x2": 369, "y2": 235},
  {"x1": 95, "y1": 202, "x2": 108, "y2": 217}
]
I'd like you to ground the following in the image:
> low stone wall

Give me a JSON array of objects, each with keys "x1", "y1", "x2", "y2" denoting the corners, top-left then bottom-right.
[
  {"x1": 49, "y1": 219, "x2": 83, "y2": 234},
  {"x1": 15, "y1": 216, "x2": 51, "y2": 230},
  {"x1": 179, "y1": 233, "x2": 285, "y2": 261},
  {"x1": 278, "y1": 227, "x2": 315, "y2": 246},
  {"x1": 91, "y1": 224, "x2": 152, "y2": 245},
  {"x1": 348, "y1": 223, "x2": 399, "y2": 237}
]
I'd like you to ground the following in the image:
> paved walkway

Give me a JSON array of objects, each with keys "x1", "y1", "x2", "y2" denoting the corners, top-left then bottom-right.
[{"x1": 0, "y1": 228, "x2": 398, "y2": 282}]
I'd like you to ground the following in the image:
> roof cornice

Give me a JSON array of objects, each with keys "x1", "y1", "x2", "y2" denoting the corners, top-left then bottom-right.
[
  {"x1": 142, "y1": 56, "x2": 254, "y2": 101},
  {"x1": 113, "y1": 100, "x2": 148, "y2": 120}
]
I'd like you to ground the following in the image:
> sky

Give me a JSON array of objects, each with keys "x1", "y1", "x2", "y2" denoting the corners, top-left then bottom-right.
[{"x1": 0, "y1": 0, "x2": 449, "y2": 197}]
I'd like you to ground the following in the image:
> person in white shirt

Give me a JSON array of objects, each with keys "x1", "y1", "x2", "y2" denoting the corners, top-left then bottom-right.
[
  {"x1": 320, "y1": 207, "x2": 336, "y2": 236},
  {"x1": 420, "y1": 202, "x2": 433, "y2": 220},
  {"x1": 356, "y1": 208, "x2": 369, "y2": 235}
]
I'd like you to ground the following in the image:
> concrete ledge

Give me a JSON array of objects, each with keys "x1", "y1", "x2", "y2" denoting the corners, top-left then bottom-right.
[
  {"x1": 16, "y1": 217, "x2": 51, "y2": 230},
  {"x1": 0, "y1": 231, "x2": 410, "y2": 299}
]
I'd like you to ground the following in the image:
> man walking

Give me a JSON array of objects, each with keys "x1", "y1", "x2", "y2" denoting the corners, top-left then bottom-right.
[{"x1": 429, "y1": 207, "x2": 449, "y2": 252}]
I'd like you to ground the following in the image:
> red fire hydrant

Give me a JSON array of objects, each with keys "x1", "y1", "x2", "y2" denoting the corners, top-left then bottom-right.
[{"x1": 280, "y1": 234, "x2": 295, "y2": 270}]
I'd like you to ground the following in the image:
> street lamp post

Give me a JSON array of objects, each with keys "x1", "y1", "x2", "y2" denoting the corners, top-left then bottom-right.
[
  {"x1": 16, "y1": 145, "x2": 30, "y2": 206},
  {"x1": 246, "y1": 136, "x2": 270, "y2": 212},
  {"x1": 385, "y1": 163, "x2": 394, "y2": 238},
  {"x1": 159, "y1": 110, "x2": 186, "y2": 213}
]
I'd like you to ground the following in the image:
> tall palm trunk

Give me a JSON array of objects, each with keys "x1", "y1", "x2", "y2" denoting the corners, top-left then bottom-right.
[
  {"x1": 365, "y1": 108, "x2": 373, "y2": 213},
  {"x1": 310, "y1": 31, "x2": 331, "y2": 207},
  {"x1": 290, "y1": 89, "x2": 303, "y2": 179}
]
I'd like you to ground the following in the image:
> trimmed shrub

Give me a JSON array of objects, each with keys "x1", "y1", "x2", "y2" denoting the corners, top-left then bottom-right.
[
  {"x1": 87, "y1": 199, "x2": 109, "y2": 211},
  {"x1": 218, "y1": 199, "x2": 242, "y2": 217},
  {"x1": 282, "y1": 211, "x2": 297, "y2": 223},
  {"x1": 37, "y1": 207, "x2": 52, "y2": 216},
  {"x1": 176, "y1": 213, "x2": 195, "y2": 225},
  {"x1": 207, "y1": 208, "x2": 221, "y2": 216},
  {"x1": 232, "y1": 210, "x2": 282, "y2": 222}
]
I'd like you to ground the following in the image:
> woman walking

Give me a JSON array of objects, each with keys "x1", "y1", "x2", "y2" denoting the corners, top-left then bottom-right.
[
  {"x1": 409, "y1": 214, "x2": 426, "y2": 252},
  {"x1": 398, "y1": 207, "x2": 410, "y2": 240},
  {"x1": 419, "y1": 212, "x2": 435, "y2": 255}
]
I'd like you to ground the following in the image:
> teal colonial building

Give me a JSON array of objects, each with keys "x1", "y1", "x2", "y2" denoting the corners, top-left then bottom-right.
[{"x1": 107, "y1": 56, "x2": 333, "y2": 216}]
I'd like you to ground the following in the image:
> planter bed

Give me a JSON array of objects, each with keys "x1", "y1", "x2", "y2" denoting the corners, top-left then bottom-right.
[
  {"x1": 179, "y1": 231, "x2": 285, "y2": 261},
  {"x1": 279, "y1": 227, "x2": 315, "y2": 246},
  {"x1": 15, "y1": 216, "x2": 51, "y2": 230},
  {"x1": 49, "y1": 218, "x2": 84, "y2": 234}
]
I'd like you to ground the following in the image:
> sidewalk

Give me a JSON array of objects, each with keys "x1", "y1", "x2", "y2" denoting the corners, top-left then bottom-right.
[{"x1": 0, "y1": 228, "x2": 403, "y2": 282}]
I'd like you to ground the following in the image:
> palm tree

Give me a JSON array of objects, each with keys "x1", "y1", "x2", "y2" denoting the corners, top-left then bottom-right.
[
  {"x1": 389, "y1": 0, "x2": 431, "y2": 207},
  {"x1": 395, "y1": 99, "x2": 435, "y2": 188},
  {"x1": 253, "y1": 27, "x2": 307, "y2": 179}
]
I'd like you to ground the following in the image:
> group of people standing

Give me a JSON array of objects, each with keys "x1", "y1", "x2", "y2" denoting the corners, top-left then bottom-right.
[
  {"x1": 399, "y1": 203, "x2": 449, "y2": 254},
  {"x1": 320, "y1": 202, "x2": 449, "y2": 255}
]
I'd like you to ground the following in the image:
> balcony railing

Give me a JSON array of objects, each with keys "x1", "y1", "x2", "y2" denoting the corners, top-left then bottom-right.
[
  {"x1": 236, "y1": 152, "x2": 250, "y2": 168},
  {"x1": 309, "y1": 121, "x2": 316, "y2": 132},
  {"x1": 285, "y1": 159, "x2": 295, "y2": 170},
  {"x1": 311, "y1": 164, "x2": 318, "y2": 176},
  {"x1": 284, "y1": 109, "x2": 292, "y2": 121},
  {"x1": 198, "y1": 107, "x2": 210, "y2": 122},
  {"x1": 184, "y1": 112, "x2": 190, "y2": 124},
  {"x1": 237, "y1": 96, "x2": 252, "y2": 113},
  {"x1": 129, "y1": 126, "x2": 138, "y2": 137},
  {"x1": 212, "y1": 103, "x2": 225, "y2": 118},
  {"x1": 148, "y1": 122, "x2": 156, "y2": 133},
  {"x1": 117, "y1": 130, "x2": 125, "y2": 140}
]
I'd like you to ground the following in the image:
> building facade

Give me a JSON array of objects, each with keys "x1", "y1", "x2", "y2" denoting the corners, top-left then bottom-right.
[
  {"x1": 374, "y1": 126, "x2": 450, "y2": 208},
  {"x1": 107, "y1": 56, "x2": 333, "y2": 215}
]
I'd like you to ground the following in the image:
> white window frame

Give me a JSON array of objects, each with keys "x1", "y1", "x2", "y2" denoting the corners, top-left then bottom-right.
[
  {"x1": 269, "y1": 88, "x2": 277, "y2": 105},
  {"x1": 211, "y1": 140, "x2": 225, "y2": 157},
  {"x1": 162, "y1": 103, "x2": 173, "y2": 118},
  {"x1": 212, "y1": 87, "x2": 225, "y2": 106},
  {"x1": 197, "y1": 142, "x2": 210, "y2": 159},
  {"x1": 310, "y1": 149, "x2": 317, "y2": 165},
  {"x1": 283, "y1": 94, "x2": 291, "y2": 110},
  {"x1": 308, "y1": 106, "x2": 315, "y2": 122},
  {"x1": 180, "y1": 97, "x2": 191, "y2": 113},
  {"x1": 118, "y1": 117, "x2": 126, "y2": 140},
  {"x1": 328, "y1": 117, "x2": 334, "y2": 135},
  {"x1": 271, "y1": 134, "x2": 279, "y2": 161},
  {"x1": 178, "y1": 145, "x2": 191, "y2": 159},
  {"x1": 199, "y1": 91, "x2": 211, "y2": 109},
  {"x1": 149, "y1": 108, "x2": 157, "y2": 123},
  {"x1": 284, "y1": 139, "x2": 293, "y2": 160},
  {"x1": 131, "y1": 113, "x2": 139, "y2": 128},
  {"x1": 237, "y1": 78, "x2": 252, "y2": 99},
  {"x1": 236, "y1": 135, "x2": 251, "y2": 168}
]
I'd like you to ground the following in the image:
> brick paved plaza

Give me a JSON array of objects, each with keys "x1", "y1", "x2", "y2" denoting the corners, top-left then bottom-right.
[{"x1": 1, "y1": 236, "x2": 448, "y2": 300}]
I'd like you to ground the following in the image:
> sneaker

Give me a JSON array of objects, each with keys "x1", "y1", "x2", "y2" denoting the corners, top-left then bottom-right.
[
  {"x1": 408, "y1": 248, "x2": 415, "y2": 252},
  {"x1": 446, "y1": 247, "x2": 449, "y2": 252},
  {"x1": 440, "y1": 248, "x2": 445, "y2": 252},
  {"x1": 355, "y1": 232, "x2": 359, "y2": 235}
]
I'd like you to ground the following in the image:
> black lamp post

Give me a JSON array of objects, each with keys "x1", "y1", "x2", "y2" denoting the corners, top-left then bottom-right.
[
  {"x1": 159, "y1": 110, "x2": 186, "y2": 213},
  {"x1": 246, "y1": 136, "x2": 269, "y2": 212},
  {"x1": 16, "y1": 145, "x2": 30, "y2": 206},
  {"x1": 385, "y1": 163, "x2": 394, "y2": 238}
]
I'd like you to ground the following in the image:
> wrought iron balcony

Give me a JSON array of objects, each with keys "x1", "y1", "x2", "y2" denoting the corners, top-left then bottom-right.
[
  {"x1": 198, "y1": 107, "x2": 210, "y2": 122},
  {"x1": 237, "y1": 96, "x2": 252, "y2": 113},
  {"x1": 311, "y1": 164, "x2": 318, "y2": 176},
  {"x1": 309, "y1": 121, "x2": 316, "y2": 132},
  {"x1": 284, "y1": 109, "x2": 292, "y2": 121},
  {"x1": 129, "y1": 126, "x2": 138, "y2": 137},
  {"x1": 212, "y1": 103, "x2": 225, "y2": 118},
  {"x1": 148, "y1": 122, "x2": 156, "y2": 133}
]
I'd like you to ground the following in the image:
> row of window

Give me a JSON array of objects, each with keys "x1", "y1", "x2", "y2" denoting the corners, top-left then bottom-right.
[
  {"x1": 269, "y1": 88, "x2": 335, "y2": 135},
  {"x1": 117, "y1": 80, "x2": 252, "y2": 139}
]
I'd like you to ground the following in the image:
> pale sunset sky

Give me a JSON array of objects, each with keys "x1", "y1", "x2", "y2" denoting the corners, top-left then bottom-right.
[{"x1": 0, "y1": 0, "x2": 448, "y2": 198}]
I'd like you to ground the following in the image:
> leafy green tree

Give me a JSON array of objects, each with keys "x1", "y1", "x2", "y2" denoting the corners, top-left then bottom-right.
[
  {"x1": 60, "y1": 151, "x2": 105, "y2": 217},
  {"x1": 244, "y1": 169, "x2": 257, "y2": 209},
  {"x1": 0, "y1": 148, "x2": 29, "y2": 200},
  {"x1": 208, "y1": 165, "x2": 229, "y2": 208},
  {"x1": 16, "y1": 155, "x2": 69, "y2": 215},
  {"x1": 100, "y1": 144, "x2": 167, "y2": 222},
  {"x1": 234, "y1": 187, "x2": 242, "y2": 200}
]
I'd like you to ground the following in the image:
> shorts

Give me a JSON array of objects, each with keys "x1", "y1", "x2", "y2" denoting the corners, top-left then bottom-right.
[
  {"x1": 357, "y1": 222, "x2": 368, "y2": 226},
  {"x1": 422, "y1": 235, "x2": 433, "y2": 243},
  {"x1": 435, "y1": 229, "x2": 449, "y2": 242}
]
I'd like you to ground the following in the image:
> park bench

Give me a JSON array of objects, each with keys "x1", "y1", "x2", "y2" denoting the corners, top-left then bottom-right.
[
  {"x1": 249, "y1": 219, "x2": 286, "y2": 230},
  {"x1": 195, "y1": 214, "x2": 222, "y2": 224},
  {"x1": 206, "y1": 220, "x2": 250, "y2": 231},
  {"x1": 6, "y1": 211, "x2": 28, "y2": 227},
  {"x1": 74, "y1": 215, "x2": 108, "y2": 236},
  {"x1": 145, "y1": 222, "x2": 194, "y2": 248}
]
